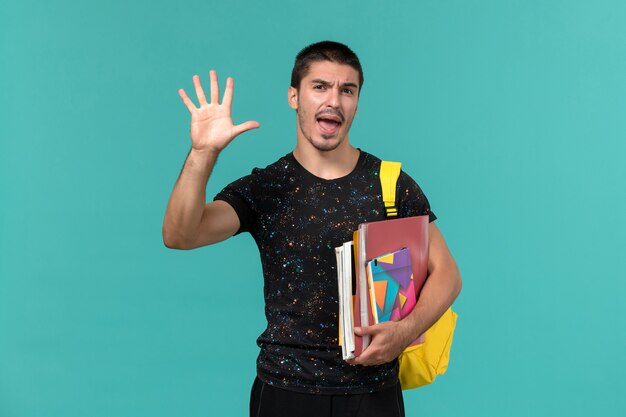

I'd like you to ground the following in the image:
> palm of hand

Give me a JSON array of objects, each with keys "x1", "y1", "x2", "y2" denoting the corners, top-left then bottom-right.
[
  {"x1": 179, "y1": 70, "x2": 259, "y2": 153},
  {"x1": 190, "y1": 106, "x2": 237, "y2": 152}
]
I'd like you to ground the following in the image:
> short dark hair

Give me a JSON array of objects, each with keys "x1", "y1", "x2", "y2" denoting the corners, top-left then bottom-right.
[{"x1": 290, "y1": 41, "x2": 364, "y2": 91}]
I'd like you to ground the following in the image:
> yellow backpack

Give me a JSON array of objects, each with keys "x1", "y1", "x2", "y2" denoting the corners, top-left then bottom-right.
[{"x1": 380, "y1": 161, "x2": 458, "y2": 390}]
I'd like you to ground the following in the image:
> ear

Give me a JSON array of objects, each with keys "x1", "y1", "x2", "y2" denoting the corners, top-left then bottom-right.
[{"x1": 287, "y1": 86, "x2": 298, "y2": 110}]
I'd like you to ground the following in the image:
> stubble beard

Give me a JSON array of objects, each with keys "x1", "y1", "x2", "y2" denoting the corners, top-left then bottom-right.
[{"x1": 297, "y1": 110, "x2": 352, "y2": 153}]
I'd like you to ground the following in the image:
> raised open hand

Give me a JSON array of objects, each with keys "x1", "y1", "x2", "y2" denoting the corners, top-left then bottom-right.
[{"x1": 178, "y1": 70, "x2": 260, "y2": 153}]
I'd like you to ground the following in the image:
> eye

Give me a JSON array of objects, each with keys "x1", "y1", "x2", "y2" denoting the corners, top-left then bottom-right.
[
  {"x1": 313, "y1": 84, "x2": 326, "y2": 90},
  {"x1": 342, "y1": 88, "x2": 355, "y2": 95}
]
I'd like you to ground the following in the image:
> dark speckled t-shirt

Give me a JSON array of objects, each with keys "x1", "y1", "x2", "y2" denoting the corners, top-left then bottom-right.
[{"x1": 214, "y1": 150, "x2": 436, "y2": 394}]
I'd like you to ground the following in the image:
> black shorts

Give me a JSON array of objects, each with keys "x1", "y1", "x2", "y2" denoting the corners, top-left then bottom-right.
[{"x1": 249, "y1": 377, "x2": 405, "y2": 417}]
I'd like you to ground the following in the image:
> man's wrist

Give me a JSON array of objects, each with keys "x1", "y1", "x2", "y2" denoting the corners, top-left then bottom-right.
[
  {"x1": 189, "y1": 146, "x2": 220, "y2": 159},
  {"x1": 399, "y1": 314, "x2": 425, "y2": 344},
  {"x1": 186, "y1": 147, "x2": 219, "y2": 169}
]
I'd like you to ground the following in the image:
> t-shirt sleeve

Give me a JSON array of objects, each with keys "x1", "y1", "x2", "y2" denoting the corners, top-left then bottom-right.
[
  {"x1": 397, "y1": 171, "x2": 437, "y2": 222},
  {"x1": 213, "y1": 173, "x2": 257, "y2": 235}
]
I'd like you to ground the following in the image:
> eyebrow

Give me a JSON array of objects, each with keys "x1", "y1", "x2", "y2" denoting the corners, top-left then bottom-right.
[{"x1": 311, "y1": 79, "x2": 359, "y2": 90}]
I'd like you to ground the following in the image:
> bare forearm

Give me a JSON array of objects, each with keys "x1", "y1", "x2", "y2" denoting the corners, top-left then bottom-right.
[
  {"x1": 401, "y1": 262, "x2": 462, "y2": 341},
  {"x1": 162, "y1": 148, "x2": 219, "y2": 247}
]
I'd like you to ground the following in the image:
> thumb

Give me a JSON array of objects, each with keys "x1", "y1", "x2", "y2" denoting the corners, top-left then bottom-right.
[
  {"x1": 354, "y1": 326, "x2": 375, "y2": 336},
  {"x1": 232, "y1": 120, "x2": 260, "y2": 137}
]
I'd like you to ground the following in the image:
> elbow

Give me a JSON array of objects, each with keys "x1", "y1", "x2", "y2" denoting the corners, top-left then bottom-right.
[
  {"x1": 437, "y1": 256, "x2": 462, "y2": 302},
  {"x1": 451, "y1": 262, "x2": 462, "y2": 300},
  {"x1": 162, "y1": 234, "x2": 182, "y2": 250},
  {"x1": 162, "y1": 227, "x2": 193, "y2": 250},
  {"x1": 163, "y1": 237, "x2": 180, "y2": 249}
]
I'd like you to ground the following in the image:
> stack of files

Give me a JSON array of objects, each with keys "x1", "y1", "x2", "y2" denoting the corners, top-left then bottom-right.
[
  {"x1": 335, "y1": 241, "x2": 356, "y2": 360},
  {"x1": 367, "y1": 247, "x2": 415, "y2": 324},
  {"x1": 336, "y1": 215, "x2": 429, "y2": 360}
]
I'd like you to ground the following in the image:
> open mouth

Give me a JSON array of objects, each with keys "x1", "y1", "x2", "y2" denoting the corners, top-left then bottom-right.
[{"x1": 316, "y1": 113, "x2": 343, "y2": 135}]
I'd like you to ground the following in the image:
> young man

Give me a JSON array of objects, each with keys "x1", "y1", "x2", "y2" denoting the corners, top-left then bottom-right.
[{"x1": 163, "y1": 41, "x2": 461, "y2": 417}]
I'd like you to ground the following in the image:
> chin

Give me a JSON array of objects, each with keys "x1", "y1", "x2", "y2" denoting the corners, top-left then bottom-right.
[{"x1": 310, "y1": 137, "x2": 342, "y2": 152}]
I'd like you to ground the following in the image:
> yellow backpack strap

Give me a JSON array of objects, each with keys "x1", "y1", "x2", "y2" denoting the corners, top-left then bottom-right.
[{"x1": 380, "y1": 160, "x2": 402, "y2": 217}]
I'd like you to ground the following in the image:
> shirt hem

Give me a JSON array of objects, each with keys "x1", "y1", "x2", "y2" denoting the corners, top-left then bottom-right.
[{"x1": 256, "y1": 371, "x2": 400, "y2": 395}]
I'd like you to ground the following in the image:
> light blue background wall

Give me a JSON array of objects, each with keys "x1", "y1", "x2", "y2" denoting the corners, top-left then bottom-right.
[{"x1": 1, "y1": 1, "x2": 624, "y2": 416}]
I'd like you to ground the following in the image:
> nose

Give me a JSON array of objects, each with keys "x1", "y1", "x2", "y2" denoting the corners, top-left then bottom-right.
[{"x1": 326, "y1": 87, "x2": 340, "y2": 108}]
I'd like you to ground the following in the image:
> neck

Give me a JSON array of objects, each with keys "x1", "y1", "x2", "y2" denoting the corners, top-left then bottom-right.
[{"x1": 292, "y1": 139, "x2": 360, "y2": 180}]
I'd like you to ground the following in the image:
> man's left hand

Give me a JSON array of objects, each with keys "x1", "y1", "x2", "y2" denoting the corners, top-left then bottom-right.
[{"x1": 346, "y1": 321, "x2": 414, "y2": 366}]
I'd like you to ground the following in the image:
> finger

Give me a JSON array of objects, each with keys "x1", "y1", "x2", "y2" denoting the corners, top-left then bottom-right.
[
  {"x1": 209, "y1": 70, "x2": 220, "y2": 104},
  {"x1": 222, "y1": 77, "x2": 234, "y2": 108},
  {"x1": 359, "y1": 354, "x2": 385, "y2": 367},
  {"x1": 354, "y1": 325, "x2": 376, "y2": 336},
  {"x1": 232, "y1": 120, "x2": 260, "y2": 137},
  {"x1": 351, "y1": 353, "x2": 370, "y2": 366},
  {"x1": 347, "y1": 355, "x2": 362, "y2": 365},
  {"x1": 192, "y1": 75, "x2": 208, "y2": 106},
  {"x1": 178, "y1": 88, "x2": 196, "y2": 113}
]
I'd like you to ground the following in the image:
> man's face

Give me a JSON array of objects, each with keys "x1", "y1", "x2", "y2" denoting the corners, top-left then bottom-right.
[{"x1": 288, "y1": 61, "x2": 360, "y2": 152}]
